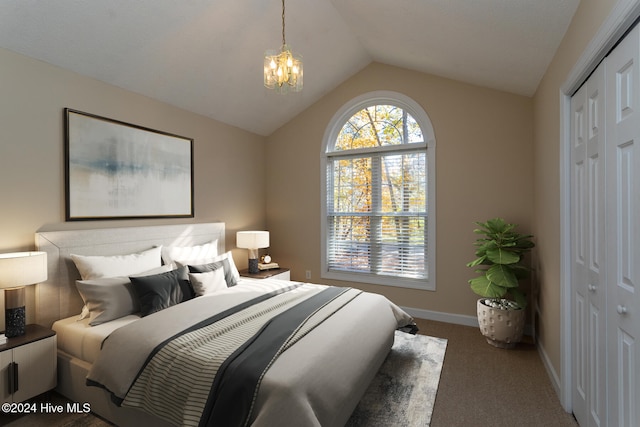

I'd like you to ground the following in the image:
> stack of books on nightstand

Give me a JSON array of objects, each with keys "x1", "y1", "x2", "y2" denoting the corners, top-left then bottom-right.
[
  {"x1": 258, "y1": 262, "x2": 280, "y2": 270},
  {"x1": 0, "y1": 333, "x2": 7, "y2": 345}
]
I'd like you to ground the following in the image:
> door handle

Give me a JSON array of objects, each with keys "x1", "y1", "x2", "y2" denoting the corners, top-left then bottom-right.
[
  {"x1": 7, "y1": 362, "x2": 18, "y2": 394},
  {"x1": 13, "y1": 362, "x2": 18, "y2": 393},
  {"x1": 588, "y1": 284, "x2": 597, "y2": 293},
  {"x1": 617, "y1": 305, "x2": 628, "y2": 315}
]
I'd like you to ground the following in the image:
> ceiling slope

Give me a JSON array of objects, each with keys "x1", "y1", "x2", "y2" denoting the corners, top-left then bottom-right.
[{"x1": 0, "y1": 0, "x2": 579, "y2": 136}]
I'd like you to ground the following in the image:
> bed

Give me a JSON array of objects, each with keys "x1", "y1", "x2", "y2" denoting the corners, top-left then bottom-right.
[{"x1": 34, "y1": 223, "x2": 415, "y2": 427}]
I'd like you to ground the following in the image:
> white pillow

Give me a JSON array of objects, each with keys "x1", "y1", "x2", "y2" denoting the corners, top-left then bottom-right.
[
  {"x1": 161, "y1": 240, "x2": 219, "y2": 267},
  {"x1": 71, "y1": 247, "x2": 162, "y2": 280},
  {"x1": 213, "y1": 251, "x2": 240, "y2": 282},
  {"x1": 195, "y1": 251, "x2": 239, "y2": 279},
  {"x1": 188, "y1": 269, "x2": 227, "y2": 296}
]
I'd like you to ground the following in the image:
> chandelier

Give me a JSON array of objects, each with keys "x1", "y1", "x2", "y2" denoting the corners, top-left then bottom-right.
[{"x1": 264, "y1": 0, "x2": 303, "y2": 93}]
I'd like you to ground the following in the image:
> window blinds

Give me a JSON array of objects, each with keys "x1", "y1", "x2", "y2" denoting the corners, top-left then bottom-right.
[{"x1": 326, "y1": 149, "x2": 427, "y2": 279}]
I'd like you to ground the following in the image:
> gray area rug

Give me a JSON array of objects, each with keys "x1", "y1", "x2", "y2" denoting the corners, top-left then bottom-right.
[{"x1": 346, "y1": 331, "x2": 448, "y2": 427}]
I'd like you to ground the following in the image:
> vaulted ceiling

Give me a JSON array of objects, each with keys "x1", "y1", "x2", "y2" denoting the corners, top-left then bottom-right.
[{"x1": 0, "y1": 0, "x2": 580, "y2": 136}]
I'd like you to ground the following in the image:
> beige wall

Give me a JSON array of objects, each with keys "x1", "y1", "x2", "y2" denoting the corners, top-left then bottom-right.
[
  {"x1": 266, "y1": 62, "x2": 533, "y2": 319},
  {"x1": 532, "y1": 0, "x2": 617, "y2": 384},
  {"x1": 0, "y1": 47, "x2": 266, "y2": 328}
]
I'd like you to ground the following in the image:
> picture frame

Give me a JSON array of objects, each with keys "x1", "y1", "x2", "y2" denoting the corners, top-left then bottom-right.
[{"x1": 64, "y1": 108, "x2": 194, "y2": 221}]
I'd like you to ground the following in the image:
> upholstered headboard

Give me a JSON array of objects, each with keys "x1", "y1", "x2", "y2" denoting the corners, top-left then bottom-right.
[{"x1": 34, "y1": 222, "x2": 226, "y2": 327}]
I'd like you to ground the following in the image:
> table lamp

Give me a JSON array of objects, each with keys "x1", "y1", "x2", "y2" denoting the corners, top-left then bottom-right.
[
  {"x1": 0, "y1": 251, "x2": 48, "y2": 337},
  {"x1": 236, "y1": 231, "x2": 269, "y2": 274}
]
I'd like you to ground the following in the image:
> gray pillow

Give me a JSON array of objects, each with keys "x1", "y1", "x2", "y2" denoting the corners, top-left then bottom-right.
[
  {"x1": 76, "y1": 277, "x2": 139, "y2": 326},
  {"x1": 129, "y1": 266, "x2": 194, "y2": 317}
]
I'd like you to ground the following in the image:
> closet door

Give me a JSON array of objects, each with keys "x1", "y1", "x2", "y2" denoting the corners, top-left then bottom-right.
[
  {"x1": 571, "y1": 61, "x2": 607, "y2": 427},
  {"x1": 605, "y1": 24, "x2": 640, "y2": 427}
]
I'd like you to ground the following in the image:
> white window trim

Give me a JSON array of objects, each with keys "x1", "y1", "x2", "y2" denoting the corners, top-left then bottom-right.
[{"x1": 320, "y1": 91, "x2": 436, "y2": 290}]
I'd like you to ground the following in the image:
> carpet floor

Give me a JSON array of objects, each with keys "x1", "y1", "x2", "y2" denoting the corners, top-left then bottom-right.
[{"x1": 417, "y1": 319, "x2": 578, "y2": 427}]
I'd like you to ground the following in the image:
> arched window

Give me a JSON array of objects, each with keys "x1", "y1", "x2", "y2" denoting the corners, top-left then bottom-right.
[{"x1": 321, "y1": 91, "x2": 436, "y2": 290}]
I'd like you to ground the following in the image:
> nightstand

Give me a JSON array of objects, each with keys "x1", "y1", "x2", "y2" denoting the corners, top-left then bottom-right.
[
  {"x1": 0, "y1": 324, "x2": 57, "y2": 403},
  {"x1": 239, "y1": 267, "x2": 290, "y2": 281}
]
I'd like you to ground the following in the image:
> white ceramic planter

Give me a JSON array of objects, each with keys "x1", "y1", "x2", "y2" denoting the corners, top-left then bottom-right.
[{"x1": 476, "y1": 298, "x2": 525, "y2": 348}]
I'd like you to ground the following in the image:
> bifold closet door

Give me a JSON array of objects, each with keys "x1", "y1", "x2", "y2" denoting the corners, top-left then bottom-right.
[
  {"x1": 605, "y1": 24, "x2": 640, "y2": 427},
  {"x1": 570, "y1": 61, "x2": 607, "y2": 427}
]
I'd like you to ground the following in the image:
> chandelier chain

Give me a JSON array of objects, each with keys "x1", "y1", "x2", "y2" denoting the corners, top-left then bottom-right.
[{"x1": 281, "y1": 0, "x2": 286, "y2": 46}]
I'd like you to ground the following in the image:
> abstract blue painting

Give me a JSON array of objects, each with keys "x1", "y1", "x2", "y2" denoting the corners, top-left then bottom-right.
[{"x1": 65, "y1": 109, "x2": 193, "y2": 220}]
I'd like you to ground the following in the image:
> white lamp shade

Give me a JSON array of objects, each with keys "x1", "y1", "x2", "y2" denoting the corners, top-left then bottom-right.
[
  {"x1": 236, "y1": 231, "x2": 270, "y2": 249},
  {"x1": 0, "y1": 251, "x2": 48, "y2": 289}
]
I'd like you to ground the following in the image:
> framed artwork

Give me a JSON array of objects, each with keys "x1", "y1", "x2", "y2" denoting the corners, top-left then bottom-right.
[{"x1": 64, "y1": 108, "x2": 194, "y2": 220}]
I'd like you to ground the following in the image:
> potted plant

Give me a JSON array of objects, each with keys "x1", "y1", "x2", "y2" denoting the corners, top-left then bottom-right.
[{"x1": 467, "y1": 218, "x2": 535, "y2": 348}]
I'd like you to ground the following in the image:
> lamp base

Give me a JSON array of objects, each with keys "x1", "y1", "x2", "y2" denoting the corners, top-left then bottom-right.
[
  {"x1": 5, "y1": 306, "x2": 25, "y2": 337},
  {"x1": 248, "y1": 258, "x2": 259, "y2": 274},
  {"x1": 4, "y1": 287, "x2": 26, "y2": 337}
]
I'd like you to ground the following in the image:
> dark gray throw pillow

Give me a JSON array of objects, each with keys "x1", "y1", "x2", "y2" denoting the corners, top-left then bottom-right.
[
  {"x1": 130, "y1": 266, "x2": 194, "y2": 317},
  {"x1": 188, "y1": 259, "x2": 238, "y2": 287}
]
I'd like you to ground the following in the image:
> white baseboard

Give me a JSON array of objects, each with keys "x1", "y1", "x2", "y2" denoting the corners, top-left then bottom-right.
[
  {"x1": 537, "y1": 338, "x2": 562, "y2": 399},
  {"x1": 401, "y1": 306, "x2": 479, "y2": 327},
  {"x1": 402, "y1": 305, "x2": 534, "y2": 336}
]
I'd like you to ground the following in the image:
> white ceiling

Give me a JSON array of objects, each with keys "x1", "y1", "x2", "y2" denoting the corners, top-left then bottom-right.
[{"x1": 0, "y1": 0, "x2": 579, "y2": 136}]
